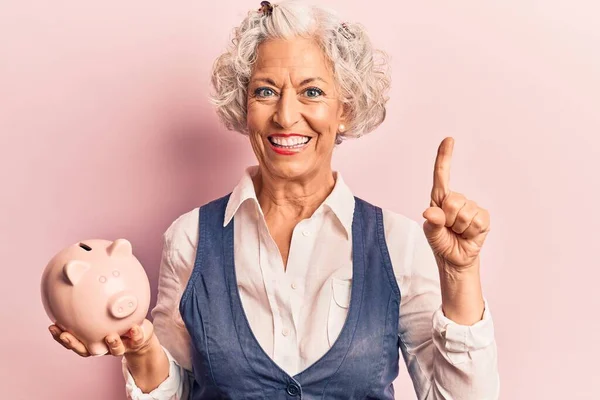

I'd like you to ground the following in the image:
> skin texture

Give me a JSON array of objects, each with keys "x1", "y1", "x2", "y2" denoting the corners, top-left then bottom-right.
[
  {"x1": 47, "y1": 36, "x2": 490, "y2": 394},
  {"x1": 48, "y1": 319, "x2": 168, "y2": 393},
  {"x1": 246, "y1": 37, "x2": 347, "y2": 267},
  {"x1": 422, "y1": 137, "x2": 489, "y2": 325}
]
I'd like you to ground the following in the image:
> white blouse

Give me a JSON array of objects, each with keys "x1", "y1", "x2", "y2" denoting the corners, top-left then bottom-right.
[{"x1": 122, "y1": 166, "x2": 499, "y2": 400}]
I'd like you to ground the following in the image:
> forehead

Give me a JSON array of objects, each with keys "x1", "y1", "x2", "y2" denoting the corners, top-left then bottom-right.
[{"x1": 253, "y1": 37, "x2": 332, "y2": 77}]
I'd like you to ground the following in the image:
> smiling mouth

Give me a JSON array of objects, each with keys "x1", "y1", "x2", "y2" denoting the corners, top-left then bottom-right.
[{"x1": 267, "y1": 136, "x2": 312, "y2": 149}]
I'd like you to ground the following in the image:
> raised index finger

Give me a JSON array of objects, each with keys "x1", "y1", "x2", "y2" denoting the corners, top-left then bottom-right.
[{"x1": 431, "y1": 137, "x2": 454, "y2": 203}]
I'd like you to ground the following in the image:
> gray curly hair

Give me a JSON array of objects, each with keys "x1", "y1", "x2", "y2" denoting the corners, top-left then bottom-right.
[{"x1": 209, "y1": 0, "x2": 391, "y2": 144}]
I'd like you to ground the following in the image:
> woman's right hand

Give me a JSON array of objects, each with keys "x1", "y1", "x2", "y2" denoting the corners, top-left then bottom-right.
[{"x1": 48, "y1": 318, "x2": 155, "y2": 358}]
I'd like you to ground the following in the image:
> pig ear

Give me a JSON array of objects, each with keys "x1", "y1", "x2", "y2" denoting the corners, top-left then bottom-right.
[
  {"x1": 63, "y1": 260, "x2": 91, "y2": 286},
  {"x1": 107, "y1": 238, "x2": 132, "y2": 257}
]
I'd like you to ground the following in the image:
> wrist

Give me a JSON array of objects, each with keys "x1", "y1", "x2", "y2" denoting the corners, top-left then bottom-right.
[
  {"x1": 122, "y1": 332, "x2": 170, "y2": 393},
  {"x1": 437, "y1": 259, "x2": 485, "y2": 325},
  {"x1": 440, "y1": 264, "x2": 480, "y2": 283},
  {"x1": 437, "y1": 256, "x2": 481, "y2": 280}
]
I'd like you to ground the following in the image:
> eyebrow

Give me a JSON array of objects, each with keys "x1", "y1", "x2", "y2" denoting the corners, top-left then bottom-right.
[{"x1": 251, "y1": 77, "x2": 328, "y2": 86}]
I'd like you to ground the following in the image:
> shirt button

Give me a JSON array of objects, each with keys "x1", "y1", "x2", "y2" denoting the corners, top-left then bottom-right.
[
  {"x1": 291, "y1": 282, "x2": 297, "y2": 289},
  {"x1": 282, "y1": 327, "x2": 290, "y2": 336},
  {"x1": 286, "y1": 382, "x2": 300, "y2": 396},
  {"x1": 302, "y1": 230, "x2": 310, "y2": 237}
]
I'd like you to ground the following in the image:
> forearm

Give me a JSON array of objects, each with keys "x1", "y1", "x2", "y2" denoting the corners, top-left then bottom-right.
[
  {"x1": 437, "y1": 257, "x2": 485, "y2": 325},
  {"x1": 123, "y1": 334, "x2": 171, "y2": 394}
]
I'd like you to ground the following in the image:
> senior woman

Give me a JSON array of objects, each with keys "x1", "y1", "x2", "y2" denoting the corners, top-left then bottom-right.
[{"x1": 49, "y1": 1, "x2": 499, "y2": 399}]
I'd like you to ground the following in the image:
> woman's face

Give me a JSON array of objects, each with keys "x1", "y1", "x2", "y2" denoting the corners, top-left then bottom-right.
[{"x1": 246, "y1": 37, "x2": 346, "y2": 181}]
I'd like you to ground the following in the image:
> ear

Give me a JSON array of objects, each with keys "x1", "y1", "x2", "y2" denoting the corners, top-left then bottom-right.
[
  {"x1": 336, "y1": 102, "x2": 351, "y2": 133},
  {"x1": 107, "y1": 238, "x2": 132, "y2": 257},
  {"x1": 337, "y1": 101, "x2": 349, "y2": 121},
  {"x1": 63, "y1": 260, "x2": 91, "y2": 286}
]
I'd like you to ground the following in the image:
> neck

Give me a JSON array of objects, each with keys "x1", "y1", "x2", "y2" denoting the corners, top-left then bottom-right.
[{"x1": 252, "y1": 165, "x2": 336, "y2": 220}]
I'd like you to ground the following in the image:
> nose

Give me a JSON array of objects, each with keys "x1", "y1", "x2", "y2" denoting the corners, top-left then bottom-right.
[
  {"x1": 108, "y1": 292, "x2": 138, "y2": 319},
  {"x1": 273, "y1": 88, "x2": 301, "y2": 128}
]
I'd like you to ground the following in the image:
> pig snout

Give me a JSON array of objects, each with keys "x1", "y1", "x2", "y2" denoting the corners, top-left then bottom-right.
[{"x1": 108, "y1": 292, "x2": 138, "y2": 319}]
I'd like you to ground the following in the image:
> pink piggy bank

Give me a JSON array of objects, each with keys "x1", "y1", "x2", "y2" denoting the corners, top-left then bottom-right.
[{"x1": 40, "y1": 238, "x2": 151, "y2": 356}]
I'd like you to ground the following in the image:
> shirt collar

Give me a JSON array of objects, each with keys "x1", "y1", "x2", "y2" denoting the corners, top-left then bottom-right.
[
  {"x1": 223, "y1": 165, "x2": 260, "y2": 227},
  {"x1": 223, "y1": 165, "x2": 355, "y2": 237},
  {"x1": 321, "y1": 171, "x2": 355, "y2": 237}
]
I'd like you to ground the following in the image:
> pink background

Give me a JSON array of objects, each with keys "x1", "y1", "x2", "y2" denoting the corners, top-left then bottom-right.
[{"x1": 1, "y1": 0, "x2": 598, "y2": 398}]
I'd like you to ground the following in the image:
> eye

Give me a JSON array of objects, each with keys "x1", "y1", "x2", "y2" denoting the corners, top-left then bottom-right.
[
  {"x1": 303, "y1": 87, "x2": 324, "y2": 98},
  {"x1": 254, "y1": 87, "x2": 276, "y2": 98}
]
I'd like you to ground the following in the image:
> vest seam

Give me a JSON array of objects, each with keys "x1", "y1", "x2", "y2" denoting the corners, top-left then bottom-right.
[
  {"x1": 180, "y1": 199, "x2": 209, "y2": 310},
  {"x1": 191, "y1": 282, "x2": 221, "y2": 395},
  {"x1": 367, "y1": 292, "x2": 395, "y2": 399},
  {"x1": 376, "y1": 205, "x2": 403, "y2": 397},
  {"x1": 181, "y1": 195, "x2": 230, "y2": 398},
  {"x1": 374, "y1": 204, "x2": 402, "y2": 300}
]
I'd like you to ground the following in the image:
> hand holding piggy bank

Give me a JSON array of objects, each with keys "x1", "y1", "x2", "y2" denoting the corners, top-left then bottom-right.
[{"x1": 41, "y1": 238, "x2": 151, "y2": 356}]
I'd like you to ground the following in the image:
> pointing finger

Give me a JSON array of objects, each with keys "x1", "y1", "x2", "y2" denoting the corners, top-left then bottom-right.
[{"x1": 431, "y1": 137, "x2": 454, "y2": 207}]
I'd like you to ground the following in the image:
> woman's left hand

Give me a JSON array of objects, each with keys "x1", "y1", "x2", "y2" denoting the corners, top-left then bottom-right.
[{"x1": 422, "y1": 137, "x2": 491, "y2": 272}]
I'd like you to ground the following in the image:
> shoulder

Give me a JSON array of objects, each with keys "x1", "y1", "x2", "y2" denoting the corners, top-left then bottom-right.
[
  {"x1": 164, "y1": 190, "x2": 233, "y2": 246},
  {"x1": 379, "y1": 208, "x2": 422, "y2": 284},
  {"x1": 354, "y1": 197, "x2": 417, "y2": 232},
  {"x1": 160, "y1": 207, "x2": 201, "y2": 287},
  {"x1": 353, "y1": 197, "x2": 419, "y2": 250},
  {"x1": 381, "y1": 208, "x2": 419, "y2": 244},
  {"x1": 381, "y1": 208, "x2": 440, "y2": 293},
  {"x1": 164, "y1": 207, "x2": 200, "y2": 249}
]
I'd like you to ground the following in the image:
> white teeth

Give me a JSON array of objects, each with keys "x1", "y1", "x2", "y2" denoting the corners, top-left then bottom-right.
[{"x1": 270, "y1": 136, "x2": 310, "y2": 147}]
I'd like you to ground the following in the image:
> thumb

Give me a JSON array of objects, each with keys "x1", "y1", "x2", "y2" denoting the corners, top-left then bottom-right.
[
  {"x1": 139, "y1": 319, "x2": 154, "y2": 342},
  {"x1": 422, "y1": 206, "x2": 446, "y2": 240},
  {"x1": 123, "y1": 319, "x2": 154, "y2": 352}
]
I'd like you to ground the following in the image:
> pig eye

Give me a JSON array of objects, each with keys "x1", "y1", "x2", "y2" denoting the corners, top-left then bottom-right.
[
  {"x1": 99, "y1": 276, "x2": 107, "y2": 283},
  {"x1": 112, "y1": 270, "x2": 120, "y2": 277},
  {"x1": 79, "y1": 243, "x2": 92, "y2": 251}
]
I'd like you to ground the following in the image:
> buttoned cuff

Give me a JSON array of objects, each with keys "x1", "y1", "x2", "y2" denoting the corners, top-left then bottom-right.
[
  {"x1": 122, "y1": 346, "x2": 183, "y2": 400},
  {"x1": 432, "y1": 298, "x2": 495, "y2": 364}
]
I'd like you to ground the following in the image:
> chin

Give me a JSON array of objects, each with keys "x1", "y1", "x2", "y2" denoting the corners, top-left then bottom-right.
[{"x1": 265, "y1": 158, "x2": 315, "y2": 180}]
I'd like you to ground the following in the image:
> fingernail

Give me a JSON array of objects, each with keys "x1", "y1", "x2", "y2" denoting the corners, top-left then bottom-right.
[{"x1": 62, "y1": 337, "x2": 70, "y2": 344}]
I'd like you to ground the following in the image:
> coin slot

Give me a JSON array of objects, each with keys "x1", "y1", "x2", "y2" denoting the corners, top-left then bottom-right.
[{"x1": 79, "y1": 243, "x2": 92, "y2": 251}]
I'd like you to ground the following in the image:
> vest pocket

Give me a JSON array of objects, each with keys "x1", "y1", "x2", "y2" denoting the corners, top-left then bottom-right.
[{"x1": 327, "y1": 277, "x2": 352, "y2": 346}]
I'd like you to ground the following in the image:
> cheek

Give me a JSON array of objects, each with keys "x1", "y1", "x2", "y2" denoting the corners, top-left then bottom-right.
[
  {"x1": 306, "y1": 105, "x2": 339, "y2": 133},
  {"x1": 246, "y1": 106, "x2": 266, "y2": 151},
  {"x1": 246, "y1": 103, "x2": 263, "y2": 129}
]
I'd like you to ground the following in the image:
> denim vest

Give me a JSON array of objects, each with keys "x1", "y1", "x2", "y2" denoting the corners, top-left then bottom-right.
[{"x1": 179, "y1": 194, "x2": 401, "y2": 399}]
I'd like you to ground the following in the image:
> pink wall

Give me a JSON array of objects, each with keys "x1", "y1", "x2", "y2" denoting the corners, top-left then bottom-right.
[{"x1": 1, "y1": 1, "x2": 598, "y2": 398}]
